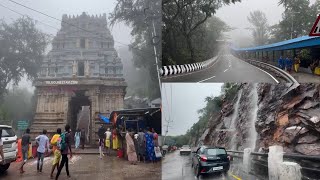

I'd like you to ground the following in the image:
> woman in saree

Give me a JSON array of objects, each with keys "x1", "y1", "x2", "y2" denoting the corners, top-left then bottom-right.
[
  {"x1": 125, "y1": 131, "x2": 137, "y2": 165},
  {"x1": 145, "y1": 128, "x2": 156, "y2": 163}
]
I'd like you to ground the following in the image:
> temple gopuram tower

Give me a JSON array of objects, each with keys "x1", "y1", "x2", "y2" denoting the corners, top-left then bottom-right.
[{"x1": 31, "y1": 12, "x2": 127, "y2": 144}]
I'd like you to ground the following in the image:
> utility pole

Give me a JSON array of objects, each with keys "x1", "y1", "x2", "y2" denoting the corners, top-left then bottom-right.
[
  {"x1": 144, "y1": 3, "x2": 162, "y2": 95},
  {"x1": 290, "y1": 11, "x2": 300, "y2": 39}
]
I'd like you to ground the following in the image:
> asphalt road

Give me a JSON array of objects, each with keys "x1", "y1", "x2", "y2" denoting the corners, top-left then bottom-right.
[
  {"x1": 1, "y1": 154, "x2": 161, "y2": 180},
  {"x1": 161, "y1": 49, "x2": 279, "y2": 83},
  {"x1": 162, "y1": 151, "x2": 260, "y2": 180}
]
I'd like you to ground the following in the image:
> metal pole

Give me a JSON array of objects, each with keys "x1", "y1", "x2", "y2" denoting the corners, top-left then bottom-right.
[
  {"x1": 151, "y1": 20, "x2": 162, "y2": 95},
  {"x1": 291, "y1": 14, "x2": 293, "y2": 39}
]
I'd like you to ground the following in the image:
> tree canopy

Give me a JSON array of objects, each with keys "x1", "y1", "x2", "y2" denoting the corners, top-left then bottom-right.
[
  {"x1": 247, "y1": 10, "x2": 269, "y2": 46},
  {"x1": 270, "y1": 0, "x2": 319, "y2": 41},
  {"x1": 162, "y1": 0, "x2": 241, "y2": 65},
  {"x1": 109, "y1": 0, "x2": 161, "y2": 99},
  {"x1": 0, "y1": 17, "x2": 48, "y2": 99}
]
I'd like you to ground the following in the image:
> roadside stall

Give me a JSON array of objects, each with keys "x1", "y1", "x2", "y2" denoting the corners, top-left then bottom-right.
[{"x1": 109, "y1": 108, "x2": 161, "y2": 159}]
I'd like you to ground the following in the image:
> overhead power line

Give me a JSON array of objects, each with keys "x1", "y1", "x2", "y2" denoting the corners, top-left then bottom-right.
[
  {"x1": 6, "y1": 0, "x2": 148, "y2": 52},
  {"x1": 0, "y1": 3, "x2": 57, "y2": 38}
]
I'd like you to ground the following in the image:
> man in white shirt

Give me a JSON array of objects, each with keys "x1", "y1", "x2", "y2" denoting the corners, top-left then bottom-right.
[
  {"x1": 35, "y1": 129, "x2": 50, "y2": 173},
  {"x1": 104, "y1": 128, "x2": 112, "y2": 155}
]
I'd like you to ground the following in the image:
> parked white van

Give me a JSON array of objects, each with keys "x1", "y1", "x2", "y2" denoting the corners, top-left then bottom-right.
[{"x1": 0, "y1": 125, "x2": 17, "y2": 173}]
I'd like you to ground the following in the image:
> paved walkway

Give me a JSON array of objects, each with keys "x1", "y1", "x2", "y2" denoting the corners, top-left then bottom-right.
[{"x1": 259, "y1": 61, "x2": 320, "y2": 83}]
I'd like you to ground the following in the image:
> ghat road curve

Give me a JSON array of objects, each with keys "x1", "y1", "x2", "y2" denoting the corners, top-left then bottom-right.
[
  {"x1": 162, "y1": 151, "x2": 261, "y2": 180},
  {"x1": 161, "y1": 51, "x2": 278, "y2": 83}
]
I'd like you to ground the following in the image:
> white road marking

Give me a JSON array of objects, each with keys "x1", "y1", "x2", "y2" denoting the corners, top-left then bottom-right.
[
  {"x1": 239, "y1": 59, "x2": 279, "y2": 83},
  {"x1": 197, "y1": 76, "x2": 216, "y2": 83},
  {"x1": 224, "y1": 69, "x2": 228, "y2": 72}
]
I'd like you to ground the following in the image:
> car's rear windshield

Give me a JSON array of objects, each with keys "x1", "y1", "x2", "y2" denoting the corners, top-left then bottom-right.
[
  {"x1": 0, "y1": 128, "x2": 16, "y2": 137},
  {"x1": 205, "y1": 148, "x2": 227, "y2": 156},
  {"x1": 182, "y1": 145, "x2": 190, "y2": 148}
]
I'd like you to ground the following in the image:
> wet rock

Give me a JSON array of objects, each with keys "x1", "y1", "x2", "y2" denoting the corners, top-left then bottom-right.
[
  {"x1": 295, "y1": 143, "x2": 320, "y2": 155},
  {"x1": 277, "y1": 112, "x2": 289, "y2": 126},
  {"x1": 298, "y1": 135, "x2": 319, "y2": 144},
  {"x1": 283, "y1": 96, "x2": 304, "y2": 109},
  {"x1": 299, "y1": 100, "x2": 319, "y2": 110},
  {"x1": 285, "y1": 126, "x2": 309, "y2": 135},
  {"x1": 288, "y1": 116, "x2": 302, "y2": 126}
]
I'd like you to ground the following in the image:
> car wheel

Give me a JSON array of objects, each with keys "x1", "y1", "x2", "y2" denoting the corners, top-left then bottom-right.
[{"x1": 0, "y1": 163, "x2": 10, "y2": 173}]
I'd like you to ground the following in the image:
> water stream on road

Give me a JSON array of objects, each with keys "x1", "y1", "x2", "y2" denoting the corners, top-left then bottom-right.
[
  {"x1": 229, "y1": 89, "x2": 243, "y2": 150},
  {"x1": 248, "y1": 84, "x2": 259, "y2": 151}
]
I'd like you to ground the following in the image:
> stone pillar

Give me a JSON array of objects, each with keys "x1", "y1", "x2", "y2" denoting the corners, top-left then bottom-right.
[
  {"x1": 279, "y1": 162, "x2": 301, "y2": 180},
  {"x1": 243, "y1": 148, "x2": 252, "y2": 173},
  {"x1": 268, "y1": 145, "x2": 284, "y2": 180}
]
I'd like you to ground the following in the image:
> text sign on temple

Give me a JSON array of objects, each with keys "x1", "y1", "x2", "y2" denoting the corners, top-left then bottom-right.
[{"x1": 45, "y1": 81, "x2": 79, "y2": 85}]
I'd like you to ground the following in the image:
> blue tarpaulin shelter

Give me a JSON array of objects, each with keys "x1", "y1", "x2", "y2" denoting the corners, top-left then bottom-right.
[
  {"x1": 231, "y1": 36, "x2": 320, "y2": 52},
  {"x1": 98, "y1": 114, "x2": 110, "y2": 123}
]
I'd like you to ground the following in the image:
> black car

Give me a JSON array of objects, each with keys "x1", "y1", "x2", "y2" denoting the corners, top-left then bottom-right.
[{"x1": 191, "y1": 146, "x2": 231, "y2": 178}]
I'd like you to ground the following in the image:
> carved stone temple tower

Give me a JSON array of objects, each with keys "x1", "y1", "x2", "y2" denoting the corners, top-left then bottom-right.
[{"x1": 30, "y1": 12, "x2": 127, "y2": 144}]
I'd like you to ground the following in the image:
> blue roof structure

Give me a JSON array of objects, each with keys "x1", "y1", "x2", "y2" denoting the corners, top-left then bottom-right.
[{"x1": 231, "y1": 36, "x2": 320, "y2": 52}]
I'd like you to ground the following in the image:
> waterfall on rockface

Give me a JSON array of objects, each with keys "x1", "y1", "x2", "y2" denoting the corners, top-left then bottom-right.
[{"x1": 229, "y1": 89, "x2": 243, "y2": 150}]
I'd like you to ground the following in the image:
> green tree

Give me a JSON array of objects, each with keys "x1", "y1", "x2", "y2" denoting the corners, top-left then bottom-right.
[
  {"x1": 109, "y1": 0, "x2": 161, "y2": 99},
  {"x1": 0, "y1": 17, "x2": 48, "y2": 99},
  {"x1": 162, "y1": 0, "x2": 241, "y2": 65},
  {"x1": 271, "y1": 0, "x2": 317, "y2": 41},
  {"x1": 247, "y1": 11, "x2": 269, "y2": 45},
  {"x1": 0, "y1": 87, "x2": 34, "y2": 129}
]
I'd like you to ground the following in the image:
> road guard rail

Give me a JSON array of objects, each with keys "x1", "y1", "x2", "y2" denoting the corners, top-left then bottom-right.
[
  {"x1": 241, "y1": 58, "x2": 299, "y2": 84},
  {"x1": 160, "y1": 56, "x2": 219, "y2": 77},
  {"x1": 227, "y1": 149, "x2": 320, "y2": 180}
]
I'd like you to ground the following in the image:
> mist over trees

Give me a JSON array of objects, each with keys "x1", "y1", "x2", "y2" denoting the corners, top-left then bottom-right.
[
  {"x1": 0, "y1": 17, "x2": 48, "y2": 99},
  {"x1": 110, "y1": 0, "x2": 161, "y2": 99},
  {"x1": 166, "y1": 83, "x2": 239, "y2": 147},
  {"x1": 247, "y1": 11, "x2": 270, "y2": 46},
  {"x1": 162, "y1": 0, "x2": 240, "y2": 65},
  {"x1": 0, "y1": 87, "x2": 35, "y2": 130}
]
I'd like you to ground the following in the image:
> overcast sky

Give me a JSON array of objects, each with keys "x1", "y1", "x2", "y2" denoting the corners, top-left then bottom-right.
[
  {"x1": 162, "y1": 83, "x2": 223, "y2": 136},
  {"x1": 0, "y1": 0, "x2": 132, "y2": 91},
  {"x1": 216, "y1": 0, "x2": 317, "y2": 47}
]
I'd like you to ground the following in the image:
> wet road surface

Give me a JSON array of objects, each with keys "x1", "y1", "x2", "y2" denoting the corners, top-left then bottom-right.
[
  {"x1": 162, "y1": 49, "x2": 278, "y2": 83},
  {"x1": 162, "y1": 151, "x2": 260, "y2": 180},
  {"x1": 1, "y1": 154, "x2": 161, "y2": 180}
]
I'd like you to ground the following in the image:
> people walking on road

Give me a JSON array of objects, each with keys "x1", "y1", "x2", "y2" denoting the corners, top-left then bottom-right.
[
  {"x1": 74, "y1": 129, "x2": 80, "y2": 149},
  {"x1": 278, "y1": 56, "x2": 284, "y2": 70},
  {"x1": 98, "y1": 124, "x2": 105, "y2": 159},
  {"x1": 104, "y1": 128, "x2": 112, "y2": 155},
  {"x1": 50, "y1": 128, "x2": 62, "y2": 179},
  {"x1": 145, "y1": 128, "x2": 156, "y2": 163},
  {"x1": 0, "y1": 128, "x2": 4, "y2": 165},
  {"x1": 137, "y1": 128, "x2": 146, "y2": 162},
  {"x1": 126, "y1": 131, "x2": 138, "y2": 165},
  {"x1": 294, "y1": 56, "x2": 301, "y2": 72},
  {"x1": 112, "y1": 128, "x2": 119, "y2": 151},
  {"x1": 285, "y1": 57, "x2": 293, "y2": 73},
  {"x1": 80, "y1": 128, "x2": 85, "y2": 149},
  {"x1": 55, "y1": 124, "x2": 72, "y2": 180},
  {"x1": 20, "y1": 128, "x2": 31, "y2": 174},
  {"x1": 35, "y1": 129, "x2": 50, "y2": 173}
]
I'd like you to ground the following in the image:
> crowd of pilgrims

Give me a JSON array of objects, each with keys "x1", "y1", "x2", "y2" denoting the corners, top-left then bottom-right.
[{"x1": 78, "y1": 125, "x2": 162, "y2": 164}]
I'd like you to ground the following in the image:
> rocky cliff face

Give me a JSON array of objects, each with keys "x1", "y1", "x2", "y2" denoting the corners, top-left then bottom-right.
[{"x1": 201, "y1": 83, "x2": 320, "y2": 155}]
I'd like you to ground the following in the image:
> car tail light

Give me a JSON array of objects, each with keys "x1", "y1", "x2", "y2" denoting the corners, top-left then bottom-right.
[
  {"x1": 200, "y1": 155, "x2": 207, "y2": 162},
  {"x1": 201, "y1": 169, "x2": 206, "y2": 173}
]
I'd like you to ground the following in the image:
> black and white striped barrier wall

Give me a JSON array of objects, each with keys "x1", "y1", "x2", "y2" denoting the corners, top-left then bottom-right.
[{"x1": 160, "y1": 56, "x2": 218, "y2": 77}]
